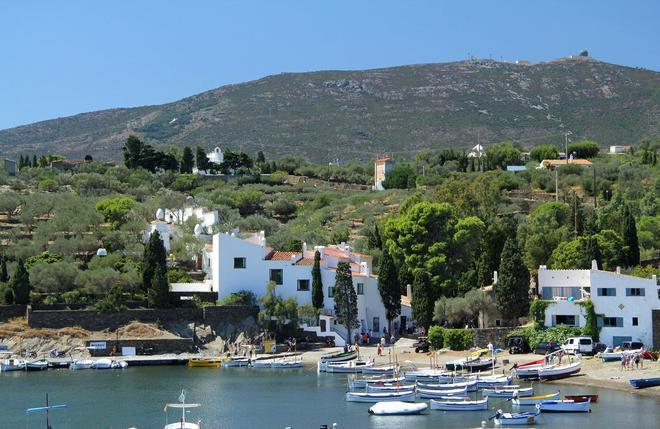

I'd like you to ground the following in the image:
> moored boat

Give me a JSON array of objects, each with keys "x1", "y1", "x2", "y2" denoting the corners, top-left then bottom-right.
[
  {"x1": 346, "y1": 390, "x2": 416, "y2": 403},
  {"x1": 69, "y1": 359, "x2": 94, "y2": 370},
  {"x1": 482, "y1": 387, "x2": 533, "y2": 398},
  {"x1": 270, "y1": 358, "x2": 303, "y2": 369},
  {"x1": 221, "y1": 357, "x2": 250, "y2": 368},
  {"x1": 320, "y1": 350, "x2": 357, "y2": 363},
  {"x1": 513, "y1": 363, "x2": 554, "y2": 379},
  {"x1": 629, "y1": 377, "x2": 660, "y2": 389},
  {"x1": 323, "y1": 359, "x2": 373, "y2": 373},
  {"x1": 188, "y1": 357, "x2": 223, "y2": 368},
  {"x1": 538, "y1": 398, "x2": 591, "y2": 413},
  {"x1": 368, "y1": 401, "x2": 428, "y2": 415},
  {"x1": 415, "y1": 379, "x2": 477, "y2": 392},
  {"x1": 417, "y1": 386, "x2": 467, "y2": 399},
  {"x1": 362, "y1": 364, "x2": 399, "y2": 375},
  {"x1": 538, "y1": 361, "x2": 581, "y2": 380},
  {"x1": 429, "y1": 398, "x2": 488, "y2": 411},
  {"x1": 91, "y1": 358, "x2": 113, "y2": 369},
  {"x1": 512, "y1": 391, "x2": 560, "y2": 406},
  {"x1": 473, "y1": 375, "x2": 512, "y2": 388},
  {"x1": 492, "y1": 408, "x2": 540, "y2": 425},
  {"x1": 350, "y1": 375, "x2": 406, "y2": 389},
  {"x1": 25, "y1": 359, "x2": 49, "y2": 371},
  {"x1": 1, "y1": 357, "x2": 26, "y2": 371},
  {"x1": 111, "y1": 360, "x2": 128, "y2": 369},
  {"x1": 366, "y1": 383, "x2": 416, "y2": 392},
  {"x1": 565, "y1": 394, "x2": 598, "y2": 402}
]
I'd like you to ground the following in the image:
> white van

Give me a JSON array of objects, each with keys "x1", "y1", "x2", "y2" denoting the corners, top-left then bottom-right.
[{"x1": 561, "y1": 337, "x2": 594, "y2": 355}]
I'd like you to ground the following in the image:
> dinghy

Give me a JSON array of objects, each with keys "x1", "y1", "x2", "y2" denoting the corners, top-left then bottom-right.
[
  {"x1": 482, "y1": 387, "x2": 533, "y2": 398},
  {"x1": 415, "y1": 380, "x2": 477, "y2": 392},
  {"x1": 346, "y1": 390, "x2": 416, "y2": 403},
  {"x1": 368, "y1": 401, "x2": 428, "y2": 415},
  {"x1": 513, "y1": 363, "x2": 554, "y2": 379},
  {"x1": 538, "y1": 398, "x2": 591, "y2": 413},
  {"x1": 512, "y1": 391, "x2": 560, "y2": 406},
  {"x1": 429, "y1": 398, "x2": 488, "y2": 411},
  {"x1": 417, "y1": 386, "x2": 467, "y2": 399},
  {"x1": 404, "y1": 369, "x2": 460, "y2": 383},
  {"x1": 492, "y1": 408, "x2": 540, "y2": 425},
  {"x1": 629, "y1": 377, "x2": 660, "y2": 389}
]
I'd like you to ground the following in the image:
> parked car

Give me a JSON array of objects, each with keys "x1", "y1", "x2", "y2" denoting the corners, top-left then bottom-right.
[
  {"x1": 413, "y1": 336, "x2": 430, "y2": 353},
  {"x1": 533, "y1": 341, "x2": 561, "y2": 355},
  {"x1": 620, "y1": 341, "x2": 644, "y2": 350},
  {"x1": 507, "y1": 335, "x2": 530, "y2": 354},
  {"x1": 562, "y1": 337, "x2": 594, "y2": 355}
]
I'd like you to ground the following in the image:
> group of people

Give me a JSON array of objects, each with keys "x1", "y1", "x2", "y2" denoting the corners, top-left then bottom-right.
[{"x1": 621, "y1": 351, "x2": 644, "y2": 370}]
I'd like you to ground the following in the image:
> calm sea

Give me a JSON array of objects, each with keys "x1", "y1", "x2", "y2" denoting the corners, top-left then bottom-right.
[{"x1": 1, "y1": 365, "x2": 658, "y2": 428}]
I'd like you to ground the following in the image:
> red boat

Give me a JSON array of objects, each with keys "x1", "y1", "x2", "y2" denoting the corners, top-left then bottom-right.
[{"x1": 565, "y1": 394, "x2": 598, "y2": 403}]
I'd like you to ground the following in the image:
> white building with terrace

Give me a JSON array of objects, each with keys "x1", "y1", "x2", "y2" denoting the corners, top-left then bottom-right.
[
  {"x1": 211, "y1": 230, "x2": 408, "y2": 344},
  {"x1": 538, "y1": 261, "x2": 659, "y2": 348}
]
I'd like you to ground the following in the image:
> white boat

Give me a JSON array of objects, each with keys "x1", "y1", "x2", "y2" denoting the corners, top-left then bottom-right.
[
  {"x1": 429, "y1": 398, "x2": 488, "y2": 411},
  {"x1": 362, "y1": 364, "x2": 399, "y2": 375},
  {"x1": 538, "y1": 361, "x2": 581, "y2": 380},
  {"x1": 513, "y1": 363, "x2": 554, "y2": 379},
  {"x1": 512, "y1": 391, "x2": 560, "y2": 406},
  {"x1": 417, "y1": 386, "x2": 467, "y2": 399},
  {"x1": 493, "y1": 408, "x2": 540, "y2": 425},
  {"x1": 404, "y1": 369, "x2": 461, "y2": 382},
  {"x1": 270, "y1": 359, "x2": 303, "y2": 369},
  {"x1": 538, "y1": 398, "x2": 591, "y2": 413},
  {"x1": 324, "y1": 360, "x2": 373, "y2": 373},
  {"x1": 601, "y1": 348, "x2": 642, "y2": 362},
  {"x1": 415, "y1": 380, "x2": 477, "y2": 392},
  {"x1": 320, "y1": 350, "x2": 358, "y2": 362},
  {"x1": 221, "y1": 357, "x2": 250, "y2": 367},
  {"x1": 111, "y1": 360, "x2": 128, "y2": 369},
  {"x1": 25, "y1": 360, "x2": 49, "y2": 371},
  {"x1": 368, "y1": 401, "x2": 428, "y2": 415},
  {"x1": 251, "y1": 359, "x2": 274, "y2": 368},
  {"x1": 1, "y1": 357, "x2": 26, "y2": 371},
  {"x1": 350, "y1": 375, "x2": 406, "y2": 389},
  {"x1": 482, "y1": 387, "x2": 533, "y2": 398},
  {"x1": 69, "y1": 359, "x2": 94, "y2": 370},
  {"x1": 346, "y1": 390, "x2": 416, "y2": 403},
  {"x1": 163, "y1": 390, "x2": 201, "y2": 429},
  {"x1": 92, "y1": 358, "x2": 113, "y2": 369},
  {"x1": 472, "y1": 375, "x2": 512, "y2": 388},
  {"x1": 366, "y1": 383, "x2": 416, "y2": 392}
]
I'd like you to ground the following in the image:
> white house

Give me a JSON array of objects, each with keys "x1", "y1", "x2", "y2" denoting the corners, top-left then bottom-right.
[
  {"x1": 538, "y1": 262, "x2": 659, "y2": 348},
  {"x1": 211, "y1": 230, "x2": 401, "y2": 342},
  {"x1": 207, "y1": 147, "x2": 224, "y2": 164},
  {"x1": 373, "y1": 157, "x2": 395, "y2": 191}
]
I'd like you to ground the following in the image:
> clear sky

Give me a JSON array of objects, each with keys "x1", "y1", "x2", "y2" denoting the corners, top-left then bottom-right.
[{"x1": 1, "y1": 0, "x2": 658, "y2": 130}]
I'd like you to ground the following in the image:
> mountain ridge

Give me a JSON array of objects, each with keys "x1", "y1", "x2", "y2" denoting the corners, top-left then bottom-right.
[{"x1": 2, "y1": 57, "x2": 658, "y2": 161}]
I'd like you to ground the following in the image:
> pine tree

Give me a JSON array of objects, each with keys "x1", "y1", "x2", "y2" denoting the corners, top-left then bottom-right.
[
  {"x1": 256, "y1": 151, "x2": 266, "y2": 164},
  {"x1": 411, "y1": 270, "x2": 434, "y2": 331},
  {"x1": 9, "y1": 259, "x2": 31, "y2": 305},
  {"x1": 398, "y1": 262, "x2": 413, "y2": 295},
  {"x1": 621, "y1": 204, "x2": 640, "y2": 267},
  {"x1": 333, "y1": 262, "x2": 359, "y2": 342},
  {"x1": 147, "y1": 265, "x2": 171, "y2": 308},
  {"x1": 18, "y1": 155, "x2": 25, "y2": 170},
  {"x1": 583, "y1": 236, "x2": 602, "y2": 269},
  {"x1": 377, "y1": 246, "x2": 400, "y2": 335},
  {"x1": 0, "y1": 256, "x2": 9, "y2": 282},
  {"x1": 311, "y1": 250, "x2": 324, "y2": 311},
  {"x1": 32, "y1": 155, "x2": 38, "y2": 168},
  {"x1": 180, "y1": 146, "x2": 194, "y2": 174},
  {"x1": 142, "y1": 231, "x2": 167, "y2": 292},
  {"x1": 494, "y1": 238, "x2": 530, "y2": 324}
]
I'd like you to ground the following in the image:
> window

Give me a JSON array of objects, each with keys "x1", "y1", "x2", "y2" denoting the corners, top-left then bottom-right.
[
  {"x1": 603, "y1": 317, "x2": 624, "y2": 327},
  {"x1": 626, "y1": 288, "x2": 645, "y2": 296},
  {"x1": 632, "y1": 317, "x2": 638, "y2": 326},
  {"x1": 357, "y1": 283, "x2": 364, "y2": 295},
  {"x1": 372, "y1": 317, "x2": 380, "y2": 332},
  {"x1": 233, "y1": 257, "x2": 246, "y2": 269},
  {"x1": 553, "y1": 315, "x2": 577, "y2": 326},
  {"x1": 328, "y1": 287, "x2": 334, "y2": 298},
  {"x1": 297, "y1": 279, "x2": 310, "y2": 291},
  {"x1": 269, "y1": 269, "x2": 283, "y2": 285},
  {"x1": 542, "y1": 287, "x2": 581, "y2": 300},
  {"x1": 597, "y1": 288, "x2": 616, "y2": 297}
]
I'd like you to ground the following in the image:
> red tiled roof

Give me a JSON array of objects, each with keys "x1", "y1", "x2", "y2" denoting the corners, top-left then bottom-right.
[
  {"x1": 296, "y1": 258, "x2": 315, "y2": 266},
  {"x1": 375, "y1": 157, "x2": 393, "y2": 163},
  {"x1": 323, "y1": 248, "x2": 349, "y2": 258},
  {"x1": 542, "y1": 159, "x2": 593, "y2": 166},
  {"x1": 267, "y1": 251, "x2": 301, "y2": 261}
]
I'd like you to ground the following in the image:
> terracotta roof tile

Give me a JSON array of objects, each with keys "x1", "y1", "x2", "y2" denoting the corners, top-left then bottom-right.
[{"x1": 267, "y1": 251, "x2": 301, "y2": 261}]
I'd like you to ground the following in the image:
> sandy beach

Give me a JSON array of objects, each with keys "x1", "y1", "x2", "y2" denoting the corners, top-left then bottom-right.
[{"x1": 300, "y1": 338, "x2": 660, "y2": 400}]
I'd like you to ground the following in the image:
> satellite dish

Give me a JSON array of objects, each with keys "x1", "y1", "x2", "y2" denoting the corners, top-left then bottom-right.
[
  {"x1": 96, "y1": 248, "x2": 108, "y2": 257},
  {"x1": 156, "y1": 208, "x2": 165, "y2": 220}
]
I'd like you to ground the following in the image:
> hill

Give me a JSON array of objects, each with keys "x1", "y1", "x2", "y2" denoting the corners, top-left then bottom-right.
[{"x1": 1, "y1": 56, "x2": 659, "y2": 161}]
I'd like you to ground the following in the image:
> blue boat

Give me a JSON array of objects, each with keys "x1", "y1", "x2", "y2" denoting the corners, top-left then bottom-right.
[{"x1": 629, "y1": 377, "x2": 660, "y2": 389}]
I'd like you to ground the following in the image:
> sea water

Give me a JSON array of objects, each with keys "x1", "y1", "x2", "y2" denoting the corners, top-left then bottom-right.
[{"x1": 2, "y1": 366, "x2": 658, "y2": 428}]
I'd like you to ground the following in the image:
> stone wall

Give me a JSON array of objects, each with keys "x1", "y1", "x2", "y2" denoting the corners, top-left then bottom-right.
[
  {"x1": 472, "y1": 327, "x2": 517, "y2": 349},
  {"x1": 203, "y1": 305, "x2": 260, "y2": 339},
  {"x1": 0, "y1": 305, "x2": 26, "y2": 322},
  {"x1": 653, "y1": 309, "x2": 660, "y2": 349}
]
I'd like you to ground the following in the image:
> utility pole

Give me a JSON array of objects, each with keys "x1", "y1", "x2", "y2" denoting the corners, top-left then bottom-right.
[
  {"x1": 593, "y1": 167, "x2": 597, "y2": 208},
  {"x1": 555, "y1": 169, "x2": 559, "y2": 202}
]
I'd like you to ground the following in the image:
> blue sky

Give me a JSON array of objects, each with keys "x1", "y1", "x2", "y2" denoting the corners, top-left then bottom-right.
[{"x1": 1, "y1": 0, "x2": 658, "y2": 130}]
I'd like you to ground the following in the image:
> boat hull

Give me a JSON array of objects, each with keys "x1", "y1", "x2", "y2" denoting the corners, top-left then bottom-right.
[
  {"x1": 417, "y1": 387, "x2": 467, "y2": 399},
  {"x1": 538, "y1": 361, "x2": 581, "y2": 380},
  {"x1": 512, "y1": 392, "x2": 560, "y2": 406},
  {"x1": 25, "y1": 361, "x2": 49, "y2": 371},
  {"x1": 482, "y1": 387, "x2": 533, "y2": 398},
  {"x1": 368, "y1": 401, "x2": 428, "y2": 415},
  {"x1": 429, "y1": 398, "x2": 488, "y2": 411},
  {"x1": 494, "y1": 411, "x2": 540, "y2": 425},
  {"x1": 415, "y1": 380, "x2": 477, "y2": 392},
  {"x1": 346, "y1": 391, "x2": 416, "y2": 403},
  {"x1": 565, "y1": 395, "x2": 598, "y2": 402},
  {"x1": 539, "y1": 399, "x2": 591, "y2": 413},
  {"x1": 629, "y1": 377, "x2": 660, "y2": 389}
]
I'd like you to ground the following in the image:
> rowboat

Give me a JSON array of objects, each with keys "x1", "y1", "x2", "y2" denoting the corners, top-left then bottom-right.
[
  {"x1": 493, "y1": 408, "x2": 540, "y2": 425},
  {"x1": 429, "y1": 398, "x2": 488, "y2": 411},
  {"x1": 512, "y1": 391, "x2": 560, "y2": 405},
  {"x1": 92, "y1": 358, "x2": 113, "y2": 369},
  {"x1": 368, "y1": 401, "x2": 428, "y2": 415},
  {"x1": 188, "y1": 358, "x2": 223, "y2": 368},
  {"x1": 366, "y1": 383, "x2": 416, "y2": 392},
  {"x1": 221, "y1": 357, "x2": 250, "y2": 367},
  {"x1": 417, "y1": 386, "x2": 467, "y2": 399},
  {"x1": 538, "y1": 361, "x2": 581, "y2": 380},
  {"x1": 473, "y1": 375, "x2": 512, "y2": 388},
  {"x1": 350, "y1": 376, "x2": 406, "y2": 389},
  {"x1": 345, "y1": 390, "x2": 416, "y2": 403},
  {"x1": 538, "y1": 398, "x2": 591, "y2": 412},
  {"x1": 362, "y1": 364, "x2": 399, "y2": 375},
  {"x1": 163, "y1": 390, "x2": 201, "y2": 429},
  {"x1": 629, "y1": 377, "x2": 660, "y2": 389},
  {"x1": 69, "y1": 359, "x2": 94, "y2": 370},
  {"x1": 482, "y1": 387, "x2": 533, "y2": 398},
  {"x1": 565, "y1": 394, "x2": 598, "y2": 402},
  {"x1": 323, "y1": 360, "x2": 373, "y2": 373},
  {"x1": 416, "y1": 380, "x2": 477, "y2": 392},
  {"x1": 320, "y1": 350, "x2": 357, "y2": 362},
  {"x1": 25, "y1": 360, "x2": 49, "y2": 371}
]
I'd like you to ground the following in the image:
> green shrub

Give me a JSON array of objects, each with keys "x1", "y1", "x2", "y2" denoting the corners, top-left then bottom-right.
[
  {"x1": 61, "y1": 289, "x2": 90, "y2": 305},
  {"x1": 428, "y1": 326, "x2": 444, "y2": 349},
  {"x1": 443, "y1": 328, "x2": 474, "y2": 350},
  {"x1": 219, "y1": 290, "x2": 257, "y2": 306},
  {"x1": 529, "y1": 299, "x2": 551, "y2": 329},
  {"x1": 506, "y1": 325, "x2": 583, "y2": 348}
]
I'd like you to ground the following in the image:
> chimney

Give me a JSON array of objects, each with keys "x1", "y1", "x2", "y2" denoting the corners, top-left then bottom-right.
[
  {"x1": 539, "y1": 265, "x2": 547, "y2": 271},
  {"x1": 406, "y1": 284, "x2": 412, "y2": 297},
  {"x1": 591, "y1": 259, "x2": 599, "y2": 270},
  {"x1": 616, "y1": 266, "x2": 621, "y2": 274},
  {"x1": 493, "y1": 271, "x2": 498, "y2": 285}
]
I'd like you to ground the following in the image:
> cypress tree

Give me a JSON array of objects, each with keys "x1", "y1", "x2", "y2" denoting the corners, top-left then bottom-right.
[
  {"x1": 377, "y1": 246, "x2": 400, "y2": 335},
  {"x1": 0, "y1": 256, "x2": 9, "y2": 282},
  {"x1": 311, "y1": 250, "x2": 324, "y2": 311},
  {"x1": 32, "y1": 155, "x2": 38, "y2": 168},
  {"x1": 180, "y1": 146, "x2": 194, "y2": 174},
  {"x1": 256, "y1": 151, "x2": 266, "y2": 164},
  {"x1": 568, "y1": 191, "x2": 584, "y2": 237},
  {"x1": 147, "y1": 265, "x2": 171, "y2": 308},
  {"x1": 621, "y1": 204, "x2": 640, "y2": 267},
  {"x1": 333, "y1": 262, "x2": 359, "y2": 342},
  {"x1": 195, "y1": 146, "x2": 209, "y2": 172},
  {"x1": 398, "y1": 262, "x2": 414, "y2": 295},
  {"x1": 411, "y1": 270, "x2": 434, "y2": 332},
  {"x1": 583, "y1": 236, "x2": 602, "y2": 270},
  {"x1": 142, "y1": 231, "x2": 167, "y2": 292},
  {"x1": 9, "y1": 259, "x2": 31, "y2": 305},
  {"x1": 494, "y1": 238, "x2": 530, "y2": 324}
]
